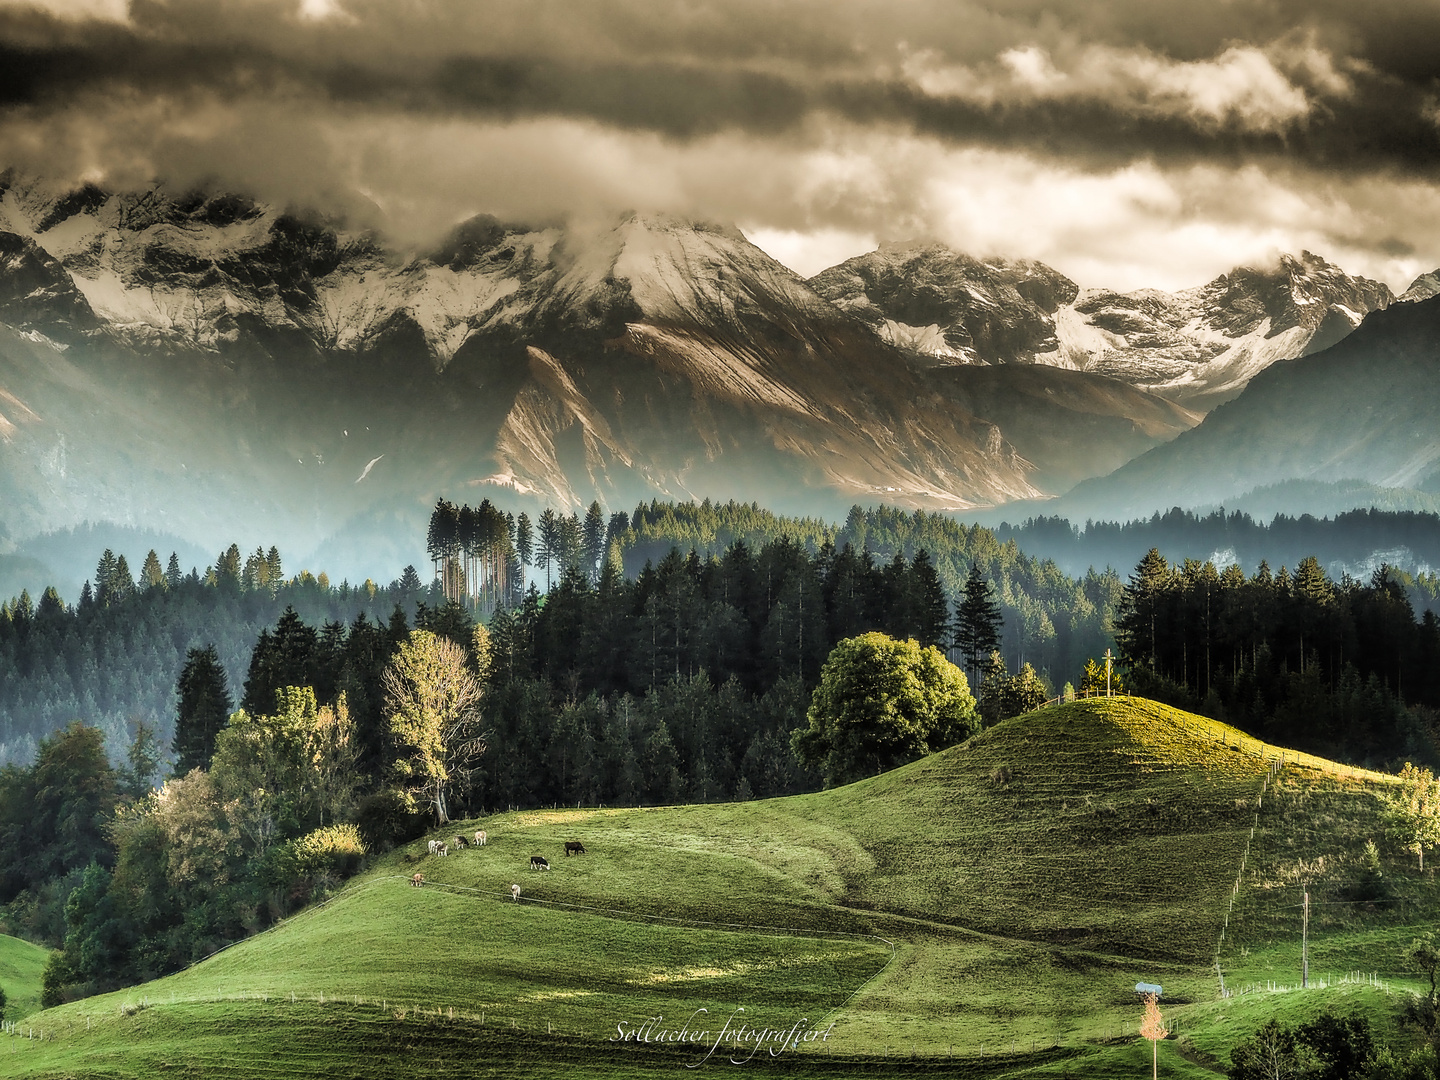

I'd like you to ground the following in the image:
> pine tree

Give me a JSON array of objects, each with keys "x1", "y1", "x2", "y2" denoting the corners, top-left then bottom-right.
[
  {"x1": 215, "y1": 544, "x2": 242, "y2": 588},
  {"x1": 36, "y1": 587, "x2": 65, "y2": 620},
  {"x1": 110, "y1": 555, "x2": 136, "y2": 602},
  {"x1": 165, "y1": 552, "x2": 183, "y2": 589},
  {"x1": 94, "y1": 550, "x2": 117, "y2": 605},
  {"x1": 954, "y1": 564, "x2": 1002, "y2": 684},
  {"x1": 537, "y1": 508, "x2": 559, "y2": 591},
  {"x1": 140, "y1": 550, "x2": 165, "y2": 590},
  {"x1": 241, "y1": 606, "x2": 320, "y2": 715},
  {"x1": 516, "y1": 512, "x2": 534, "y2": 590},
  {"x1": 583, "y1": 501, "x2": 606, "y2": 582},
  {"x1": 1116, "y1": 548, "x2": 1172, "y2": 673},
  {"x1": 911, "y1": 550, "x2": 949, "y2": 648},
  {"x1": 173, "y1": 645, "x2": 232, "y2": 773}
]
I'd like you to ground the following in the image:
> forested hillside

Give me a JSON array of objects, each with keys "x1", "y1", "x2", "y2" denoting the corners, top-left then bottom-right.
[
  {"x1": 993, "y1": 507, "x2": 1440, "y2": 606},
  {"x1": 1, "y1": 502, "x2": 1122, "y2": 770},
  {"x1": 0, "y1": 546, "x2": 426, "y2": 766}
]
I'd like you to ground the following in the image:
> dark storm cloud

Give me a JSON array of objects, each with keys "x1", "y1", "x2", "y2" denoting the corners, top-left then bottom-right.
[
  {"x1": 4, "y1": 0, "x2": 1440, "y2": 292},
  {"x1": 1, "y1": 0, "x2": 1439, "y2": 170}
]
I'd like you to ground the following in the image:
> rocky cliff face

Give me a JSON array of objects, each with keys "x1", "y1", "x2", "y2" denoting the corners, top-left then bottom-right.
[{"x1": 809, "y1": 243, "x2": 1078, "y2": 366}]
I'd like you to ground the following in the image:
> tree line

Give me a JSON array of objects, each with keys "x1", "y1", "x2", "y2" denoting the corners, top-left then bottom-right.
[
  {"x1": 1116, "y1": 550, "x2": 1440, "y2": 765},
  {"x1": 0, "y1": 543, "x2": 436, "y2": 767},
  {"x1": 997, "y1": 507, "x2": 1440, "y2": 612}
]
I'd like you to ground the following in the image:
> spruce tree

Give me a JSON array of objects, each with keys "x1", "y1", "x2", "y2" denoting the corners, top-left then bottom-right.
[
  {"x1": 94, "y1": 550, "x2": 117, "y2": 605},
  {"x1": 173, "y1": 645, "x2": 232, "y2": 773},
  {"x1": 215, "y1": 544, "x2": 242, "y2": 589},
  {"x1": 537, "y1": 508, "x2": 559, "y2": 590},
  {"x1": 954, "y1": 564, "x2": 1002, "y2": 684},
  {"x1": 110, "y1": 555, "x2": 136, "y2": 602},
  {"x1": 583, "y1": 501, "x2": 606, "y2": 581},
  {"x1": 140, "y1": 550, "x2": 165, "y2": 590},
  {"x1": 165, "y1": 552, "x2": 183, "y2": 589},
  {"x1": 1116, "y1": 548, "x2": 1172, "y2": 673},
  {"x1": 241, "y1": 606, "x2": 320, "y2": 714},
  {"x1": 911, "y1": 550, "x2": 949, "y2": 648},
  {"x1": 516, "y1": 512, "x2": 534, "y2": 586}
]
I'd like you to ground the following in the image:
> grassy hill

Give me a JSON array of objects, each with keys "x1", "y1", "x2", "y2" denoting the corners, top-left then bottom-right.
[
  {"x1": 0, "y1": 934, "x2": 49, "y2": 1021},
  {"x1": 3, "y1": 697, "x2": 1432, "y2": 1078}
]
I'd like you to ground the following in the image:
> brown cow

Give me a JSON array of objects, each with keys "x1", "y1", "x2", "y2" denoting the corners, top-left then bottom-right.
[
  {"x1": 564, "y1": 841, "x2": 586, "y2": 856},
  {"x1": 411, "y1": 873, "x2": 424, "y2": 887}
]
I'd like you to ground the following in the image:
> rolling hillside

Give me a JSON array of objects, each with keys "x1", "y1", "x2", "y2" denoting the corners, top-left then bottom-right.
[
  {"x1": 0, "y1": 934, "x2": 48, "y2": 1020},
  {"x1": 4, "y1": 698, "x2": 1430, "y2": 1078}
]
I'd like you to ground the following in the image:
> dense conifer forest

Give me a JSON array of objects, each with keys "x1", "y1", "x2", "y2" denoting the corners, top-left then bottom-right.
[
  {"x1": 0, "y1": 497, "x2": 1437, "y2": 1013},
  {"x1": 995, "y1": 508, "x2": 1440, "y2": 608},
  {"x1": 1115, "y1": 549, "x2": 1440, "y2": 764},
  {"x1": 0, "y1": 502, "x2": 1122, "y2": 770}
]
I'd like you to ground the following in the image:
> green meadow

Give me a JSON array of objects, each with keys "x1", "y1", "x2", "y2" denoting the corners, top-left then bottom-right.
[
  {"x1": 4, "y1": 697, "x2": 1435, "y2": 1078},
  {"x1": 0, "y1": 934, "x2": 48, "y2": 1021}
]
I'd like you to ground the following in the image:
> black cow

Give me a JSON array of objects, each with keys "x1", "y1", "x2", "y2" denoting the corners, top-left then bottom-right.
[
  {"x1": 530, "y1": 855, "x2": 550, "y2": 871},
  {"x1": 564, "y1": 841, "x2": 586, "y2": 856}
]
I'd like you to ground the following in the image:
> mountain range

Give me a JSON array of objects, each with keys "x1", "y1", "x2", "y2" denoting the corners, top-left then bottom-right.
[
  {"x1": 0, "y1": 171, "x2": 1436, "y2": 581},
  {"x1": 1048, "y1": 293, "x2": 1440, "y2": 524},
  {"x1": 810, "y1": 243, "x2": 1397, "y2": 408}
]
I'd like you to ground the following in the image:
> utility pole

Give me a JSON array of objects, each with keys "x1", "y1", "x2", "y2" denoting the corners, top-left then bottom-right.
[
  {"x1": 1302, "y1": 891, "x2": 1309, "y2": 988},
  {"x1": 1105, "y1": 648, "x2": 1113, "y2": 698}
]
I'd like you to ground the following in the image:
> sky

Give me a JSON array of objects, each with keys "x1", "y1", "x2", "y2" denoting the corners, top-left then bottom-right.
[{"x1": 3, "y1": 0, "x2": 1440, "y2": 290}]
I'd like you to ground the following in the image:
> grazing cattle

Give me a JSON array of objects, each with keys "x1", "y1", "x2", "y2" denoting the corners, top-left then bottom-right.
[
  {"x1": 511, "y1": 884, "x2": 521, "y2": 902},
  {"x1": 453, "y1": 835, "x2": 469, "y2": 850},
  {"x1": 437, "y1": 844, "x2": 449, "y2": 857},
  {"x1": 411, "y1": 873, "x2": 424, "y2": 887},
  {"x1": 427, "y1": 839, "x2": 440, "y2": 855},
  {"x1": 564, "y1": 841, "x2": 586, "y2": 856},
  {"x1": 529, "y1": 855, "x2": 549, "y2": 871},
  {"x1": 475, "y1": 830, "x2": 487, "y2": 847}
]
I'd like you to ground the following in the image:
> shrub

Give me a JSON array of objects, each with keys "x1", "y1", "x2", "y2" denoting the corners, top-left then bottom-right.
[
  {"x1": 289, "y1": 825, "x2": 366, "y2": 877},
  {"x1": 355, "y1": 788, "x2": 427, "y2": 852}
]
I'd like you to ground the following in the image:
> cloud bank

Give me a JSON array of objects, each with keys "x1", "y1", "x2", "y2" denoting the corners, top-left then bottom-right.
[{"x1": 2, "y1": 0, "x2": 1440, "y2": 289}]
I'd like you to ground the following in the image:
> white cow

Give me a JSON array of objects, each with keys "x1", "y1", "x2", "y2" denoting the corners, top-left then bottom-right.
[
  {"x1": 427, "y1": 839, "x2": 441, "y2": 855},
  {"x1": 475, "y1": 830, "x2": 487, "y2": 847},
  {"x1": 511, "y1": 884, "x2": 521, "y2": 902}
]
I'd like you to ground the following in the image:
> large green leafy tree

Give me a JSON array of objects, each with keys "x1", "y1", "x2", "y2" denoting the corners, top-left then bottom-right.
[
  {"x1": 384, "y1": 630, "x2": 488, "y2": 824},
  {"x1": 173, "y1": 645, "x2": 233, "y2": 774},
  {"x1": 1387, "y1": 764, "x2": 1440, "y2": 871},
  {"x1": 792, "y1": 632, "x2": 978, "y2": 787},
  {"x1": 0, "y1": 723, "x2": 119, "y2": 901}
]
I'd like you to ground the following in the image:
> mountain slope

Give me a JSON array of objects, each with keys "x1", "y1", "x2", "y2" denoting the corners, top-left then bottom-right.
[
  {"x1": 0, "y1": 179, "x2": 1053, "y2": 561},
  {"x1": 811, "y1": 244, "x2": 1394, "y2": 409},
  {"x1": 1056, "y1": 294, "x2": 1440, "y2": 522},
  {"x1": 922, "y1": 363, "x2": 1201, "y2": 493}
]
